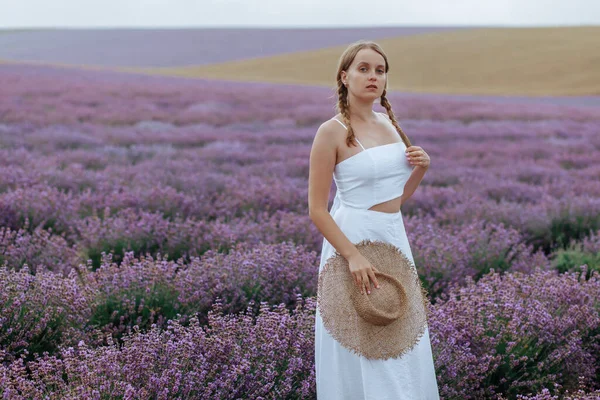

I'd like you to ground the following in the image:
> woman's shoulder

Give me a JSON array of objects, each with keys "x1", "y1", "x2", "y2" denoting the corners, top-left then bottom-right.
[
  {"x1": 319, "y1": 115, "x2": 347, "y2": 132},
  {"x1": 314, "y1": 116, "x2": 346, "y2": 147}
]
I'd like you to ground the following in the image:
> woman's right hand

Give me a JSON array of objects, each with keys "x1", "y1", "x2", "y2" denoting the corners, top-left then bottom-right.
[{"x1": 347, "y1": 252, "x2": 380, "y2": 295}]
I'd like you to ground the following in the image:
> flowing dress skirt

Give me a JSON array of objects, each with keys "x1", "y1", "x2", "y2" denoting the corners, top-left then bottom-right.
[{"x1": 315, "y1": 201, "x2": 440, "y2": 400}]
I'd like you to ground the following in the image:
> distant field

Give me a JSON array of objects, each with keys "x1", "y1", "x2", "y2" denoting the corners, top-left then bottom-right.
[
  {"x1": 0, "y1": 28, "x2": 42, "y2": 36},
  {"x1": 1, "y1": 26, "x2": 598, "y2": 97},
  {"x1": 136, "y1": 26, "x2": 600, "y2": 97},
  {"x1": 0, "y1": 26, "x2": 467, "y2": 67},
  {"x1": 0, "y1": 29, "x2": 32, "y2": 34}
]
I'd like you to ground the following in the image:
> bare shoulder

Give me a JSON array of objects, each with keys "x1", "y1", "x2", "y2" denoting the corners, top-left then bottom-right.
[{"x1": 312, "y1": 118, "x2": 346, "y2": 152}]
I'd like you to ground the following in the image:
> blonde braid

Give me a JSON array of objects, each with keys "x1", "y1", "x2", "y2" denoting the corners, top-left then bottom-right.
[
  {"x1": 380, "y1": 89, "x2": 412, "y2": 148},
  {"x1": 336, "y1": 81, "x2": 359, "y2": 148}
]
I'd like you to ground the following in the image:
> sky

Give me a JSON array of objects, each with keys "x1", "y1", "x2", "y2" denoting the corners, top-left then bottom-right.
[{"x1": 0, "y1": 0, "x2": 598, "y2": 28}]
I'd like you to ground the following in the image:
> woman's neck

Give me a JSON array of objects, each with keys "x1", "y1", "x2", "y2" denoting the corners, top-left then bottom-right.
[{"x1": 347, "y1": 98, "x2": 377, "y2": 122}]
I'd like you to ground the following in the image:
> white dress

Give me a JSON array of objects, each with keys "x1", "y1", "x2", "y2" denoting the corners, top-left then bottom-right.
[{"x1": 314, "y1": 115, "x2": 440, "y2": 400}]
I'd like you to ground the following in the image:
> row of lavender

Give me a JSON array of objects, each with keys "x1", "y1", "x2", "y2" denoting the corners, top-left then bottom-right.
[
  {"x1": 0, "y1": 64, "x2": 599, "y2": 398},
  {"x1": 1, "y1": 260, "x2": 599, "y2": 399}
]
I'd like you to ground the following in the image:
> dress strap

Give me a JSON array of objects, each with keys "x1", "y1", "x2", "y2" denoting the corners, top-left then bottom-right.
[
  {"x1": 331, "y1": 117, "x2": 347, "y2": 129},
  {"x1": 332, "y1": 117, "x2": 366, "y2": 151},
  {"x1": 354, "y1": 137, "x2": 366, "y2": 151}
]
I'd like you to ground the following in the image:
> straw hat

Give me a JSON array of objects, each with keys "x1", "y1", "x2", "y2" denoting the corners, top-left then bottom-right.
[{"x1": 317, "y1": 239, "x2": 431, "y2": 360}]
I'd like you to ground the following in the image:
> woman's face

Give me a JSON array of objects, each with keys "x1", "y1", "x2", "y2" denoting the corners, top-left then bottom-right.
[{"x1": 341, "y1": 48, "x2": 387, "y2": 100}]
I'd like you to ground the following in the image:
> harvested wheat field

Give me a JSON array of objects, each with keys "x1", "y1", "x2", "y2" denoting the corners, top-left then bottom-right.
[{"x1": 133, "y1": 26, "x2": 600, "y2": 96}]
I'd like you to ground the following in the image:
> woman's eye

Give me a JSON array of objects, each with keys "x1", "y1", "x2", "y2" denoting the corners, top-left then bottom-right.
[{"x1": 359, "y1": 67, "x2": 384, "y2": 73}]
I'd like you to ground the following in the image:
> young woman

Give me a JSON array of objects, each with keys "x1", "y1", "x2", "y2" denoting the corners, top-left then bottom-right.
[{"x1": 308, "y1": 40, "x2": 440, "y2": 399}]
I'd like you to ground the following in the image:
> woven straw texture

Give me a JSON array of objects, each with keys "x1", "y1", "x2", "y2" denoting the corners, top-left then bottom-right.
[{"x1": 317, "y1": 239, "x2": 431, "y2": 360}]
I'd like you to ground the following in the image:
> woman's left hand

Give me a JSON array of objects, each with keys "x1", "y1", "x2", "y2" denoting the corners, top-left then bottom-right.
[{"x1": 405, "y1": 146, "x2": 430, "y2": 169}]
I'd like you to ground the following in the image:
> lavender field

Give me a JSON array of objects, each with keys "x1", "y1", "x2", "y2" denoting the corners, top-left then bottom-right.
[{"x1": 0, "y1": 63, "x2": 600, "y2": 399}]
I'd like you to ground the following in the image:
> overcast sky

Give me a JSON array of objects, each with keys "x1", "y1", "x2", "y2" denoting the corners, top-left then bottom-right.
[{"x1": 0, "y1": 0, "x2": 598, "y2": 28}]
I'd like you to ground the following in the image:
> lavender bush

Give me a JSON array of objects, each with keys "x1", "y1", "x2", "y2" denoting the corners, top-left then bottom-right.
[
  {"x1": 550, "y1": 228, "x2": 600, "y2": 280},
  {"x1": 2, "y1": 268, "x2": 599, "y2": 399},
  {"x1": 0, "y1": 264, "x2": 93, "y2": 365},
  {"x1": 500, "y1": 382, "x2": 600, "y2": 400},
  {"x1": 0, "y1": 221, "x2": 79, "y2": 276},
  {"x1": 406, "y1": 217, "x2": 551, "y2": 301},
  {"x1": 75, "y1": 242, "x2": 318, "y2": 346},
  {"x1": 175, "y1": 241, "x2": 319, "y2": 325},
  {"x1": 0, "y1": 295, "x2": 316, "y2": 400},
  {"x1": 430, "y1": 267, "x2": 600, "y2": 399},
  {"x1": 72, "y1": 207, "x2": 320, "y2": 270}
]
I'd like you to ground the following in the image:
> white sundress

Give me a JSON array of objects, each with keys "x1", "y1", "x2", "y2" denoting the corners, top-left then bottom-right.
[{"x1": 314, "y1": 114, "x2": 440, "y2": 400}]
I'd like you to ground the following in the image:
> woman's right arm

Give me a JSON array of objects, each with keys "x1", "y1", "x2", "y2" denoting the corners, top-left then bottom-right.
[
  {"x1": 308, "y1": 122, "x2": 380, "y2": 294},
  {"x1": 307, "y1": 122, "x2": 362, "y2": 262}
]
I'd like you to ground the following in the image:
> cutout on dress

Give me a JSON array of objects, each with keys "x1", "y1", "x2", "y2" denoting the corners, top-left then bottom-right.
[{"x1": 368, "y1": 196, "x2": 403, "y2": 213}]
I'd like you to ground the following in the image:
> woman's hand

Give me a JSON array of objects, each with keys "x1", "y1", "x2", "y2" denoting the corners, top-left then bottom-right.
[
  {"x1": 405, "y1": 146, "x2": 430, "y2": 169},
  {"x1": 347, "y1": 252, "x2": 380, "y2": 295}
]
